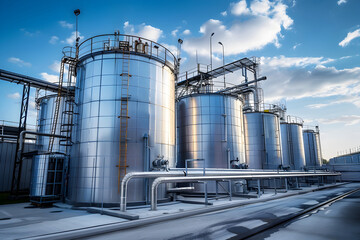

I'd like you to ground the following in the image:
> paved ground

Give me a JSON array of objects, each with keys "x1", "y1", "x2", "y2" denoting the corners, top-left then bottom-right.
[
  {"x1": 83, "y1": 183, "x2": 360, "y2": 240},
  {"x1": 0, "y1": 182, "x2": 358, "y2": 240},
  {"x1": 250, "y1": 185, "x2": 360, "y2": 240}
]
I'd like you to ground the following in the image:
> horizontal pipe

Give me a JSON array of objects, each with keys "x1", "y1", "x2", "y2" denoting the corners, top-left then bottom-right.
[
  {"x1": 0, "y1": 134, "x2": 35, "y2": 140},
  {"x1": 120, "y1": 170, "x2": 337, "y2": 211},
  {"x1": 19, "y1": 131, "x2": 67, "y2": 151},
  {"x1": 150, "y1": 172, "x2": 341, "y2": 210}
]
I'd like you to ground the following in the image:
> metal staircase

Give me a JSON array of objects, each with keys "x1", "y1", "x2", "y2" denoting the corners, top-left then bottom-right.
[{"x1": 118, "y1": 40, "x2": 131, "y2": 191}]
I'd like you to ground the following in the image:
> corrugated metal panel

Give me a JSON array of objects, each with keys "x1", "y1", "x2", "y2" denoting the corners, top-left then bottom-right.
[{"x1": 0, "y1": 141, "x2": 35, "y2": 192}]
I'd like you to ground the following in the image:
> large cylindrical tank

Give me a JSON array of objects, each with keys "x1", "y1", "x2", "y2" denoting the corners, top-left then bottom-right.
[
  {"x1": 244, "y1": 112, "x2": 282, "y2": 169},
  {"x1": 280, "y1": 119, "x2": 306, "y2": 170},
  {"x1": 30, "y1": 95, "x2": 66, "y2": 199},
  {"x1": 177, "y1": 93, "x2": 246, "y2": 168},
  {"x1": 69, "y1": 34, "x2": 177, "y2": 205},
  {"x1": 303, "y1": 129, "x2": 322, "y2": 167}
]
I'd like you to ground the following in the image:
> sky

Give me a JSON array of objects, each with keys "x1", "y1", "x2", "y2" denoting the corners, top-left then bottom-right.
[{"x1": 0, "y1": 0, "x2": 359, "y2": 160}]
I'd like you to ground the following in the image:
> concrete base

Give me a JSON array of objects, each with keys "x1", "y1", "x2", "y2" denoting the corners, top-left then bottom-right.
[{"x1": 87, "y1": 207, "x2": 139, "y2": 220}]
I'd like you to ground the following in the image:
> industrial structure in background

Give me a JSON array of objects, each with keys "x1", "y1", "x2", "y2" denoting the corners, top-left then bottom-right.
[
  {"x1": 0, "y1": 10, "x2": 352, "y2": 210},
  {"x1": 328, "y1": 147, "x2": 360, "y2": 181}
]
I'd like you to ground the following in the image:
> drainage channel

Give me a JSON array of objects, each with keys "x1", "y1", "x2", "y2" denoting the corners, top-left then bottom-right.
[{"x1": 238, "y1": 187, "x2": 360, "y2": 240}]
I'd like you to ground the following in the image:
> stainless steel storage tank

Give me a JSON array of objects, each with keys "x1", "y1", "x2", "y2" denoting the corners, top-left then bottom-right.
[
  {"x1": 280, "y1": 116, "x2": 306, "y2": 170},
  {"x1": 244, "y1": 112, "x2": 282, "y2": 169},
  {"x1": 69, "y1": 34, "x2": 177, "y2": 205},
  {"x1": 177, "y1": 93, "x2": 246, "y2": 169},
  {"x1": 30, "y1": 95, "x2": 66, "y2": 200},
  {"x1": 303, "y1": 128, "x2": 322, "y2": 167}
]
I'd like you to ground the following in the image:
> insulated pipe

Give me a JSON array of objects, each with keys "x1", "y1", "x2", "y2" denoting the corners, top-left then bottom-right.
[
  {"x1": 120, "y1": 172, "x2": 186, "y2": 211},
  {"x1": 150, "y1": 172, "x2": 341, "y2": 210},
  {"x1": 120, "y1": 170, "x2": 337, "y2": 211},
  {"x1": 19, "y1": 130, "x2": 67, "y2": 151}
]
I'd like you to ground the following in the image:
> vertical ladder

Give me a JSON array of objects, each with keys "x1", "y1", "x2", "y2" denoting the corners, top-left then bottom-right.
[
  {"x1": 118, "y1": 42, "x2": 131, "y2": 191},
  {"x1": 48, "y1": 59, "x2": 66, "y2": 153},
  {"x1": 59, "y1": 62, "x2": 76, "y2": 149}
]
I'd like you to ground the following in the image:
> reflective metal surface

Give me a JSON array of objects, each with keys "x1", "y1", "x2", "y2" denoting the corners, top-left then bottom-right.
[
  {"x1": 30, "y1": 95, "x2": 66, "y2": 197},
  {"x1": 303, "y1": 130, "x2": 322, "y2": 167},
  {"x1": 69, "y1": 52, "x2": 176, "y2": 205},
  {"x1": 244, "y1": 112, "x2": 282, "y2": 169},
  {"x1": 280, "y1": 123, "x2": 306, "y2": 170},
  {"x1": 177, "y1": 93, "x2": 246, "y2": 169}
]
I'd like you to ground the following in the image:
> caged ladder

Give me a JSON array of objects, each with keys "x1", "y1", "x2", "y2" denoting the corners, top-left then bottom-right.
[{"x1": 118, "y1": 39, "x2": 131, "y2": 191}]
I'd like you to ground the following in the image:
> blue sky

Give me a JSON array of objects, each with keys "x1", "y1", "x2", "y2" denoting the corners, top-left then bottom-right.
[{"x1": 0, "y1": 0, "x2": 359, "y2": 159}]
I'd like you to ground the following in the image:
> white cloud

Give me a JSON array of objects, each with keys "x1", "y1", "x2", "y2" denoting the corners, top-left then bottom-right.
[
  {"x1": 49, "y1": 36, "x2": 59, "y2": 44},
  {"x1": 59, "y1": 21, "x2": 74, "y2": 29},
  {"x1": 20, "y1": 28, "x2": 40, "y2": 37},
  {"x1": 8, "y1": 57, "x2": 31, "y2": 67},
  {"x1": 64, "y1": 31, "x2": 84, "y2": 45},
  {"x1": 183, "y1": 29, "x2": 191, "y2": 35},
  {"x1": 123, "y1": 21, "x2": 163, "y2": 42},
  {"x1": 339, "y1": 29, "x2": 360, "y2": 47},
  {"x1": 337, "y1": 0, "x2": 347, "y2": 5},
  {"x1": 339, "y1": 55, "x2": 352, "y2": 60},
  {"x1": 260, "y1": 57, "x2": 360, "y2": 103},
  {"x1": 292, "y1": 43, "x2": 301, "y2": 50},
  {"x1": 319, "y1": 115, "x2": 360, "y2": 126},
  {"x1": 260, "y1": 55, "x2": 334, "y2": 68},
  {"x1": 221, "y1": 11, "x2": 227, "y2": 16},
  {"x1": 49, "y1": 60, "x2": 61, "y2": 73},
  {"x1": 171, "y1": 29, "x2": 179, "y2": 37},
  {"x1": 7, "y1": 92, "x2": 21, "y2": 99},
  {"x1": 250, "y1": 0, "x2": 271, "y2": 15},
  {"x1": 231, "y1": 0, "x2": 250, "y2": 16},
  {"x1": 307, "y1": 95, "x2": 360, "y2": 109},
  {"x1": 183, "y1": 0, "x2": 293, "y2": 57},
  {"x1": 40, "y1": 72, "x2": 58, "y2": 83}
]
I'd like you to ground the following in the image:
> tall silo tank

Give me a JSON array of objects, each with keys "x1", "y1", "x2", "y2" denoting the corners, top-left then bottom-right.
[
  {"x1": 69, "y1": 34, "x2": 177, "y2": 205},
  {"x1": 303, "y1": 129, "x2": 322, "y2": 167},
  {"x1": 244, "y1": 112, "x2": 282, "y2": 169},
  {"x1": 177, "y1": 93, "x2": 246, "y2": 169},
  {"x1": 280, "y1": 121, "x2": 306, "y2": 170},
  {"x1": 30, "y1": 95, "x2": 66, "y2": 199}
]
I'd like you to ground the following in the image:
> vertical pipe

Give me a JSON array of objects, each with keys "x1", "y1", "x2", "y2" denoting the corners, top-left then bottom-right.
[
  {"x1": 215, "y1": 181, "x2": 219, "y2": 199},
  {"x1": 296, "y1": 177, "x2": 299, "y2": 189},
  {"x1": 143, "y1": 133, "x2": 149, "y2": 204},
  {"x1": 257, "y1": 179, "x2": 261, "y2": 198},
  {"x1": 204, "y1": 182, "x2": 208, "y2": 205},
  {"x1": 274, "y1": 178, "x2": 277, "y2": 195},
  {"x1": 228, "y1": 180, "x2": 232, "y2": 201}
]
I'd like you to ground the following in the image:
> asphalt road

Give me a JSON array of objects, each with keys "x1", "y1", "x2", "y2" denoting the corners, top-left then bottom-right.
[{"x1": 82, "y1": 183, "x2": 360, "y2": 240}]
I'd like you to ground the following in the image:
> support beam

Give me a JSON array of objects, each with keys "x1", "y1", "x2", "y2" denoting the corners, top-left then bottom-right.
[
  {"x1": 0, "y1": 69, "x2": 73, "y2": 95},
  {"x1": 10, "y1": 84, "x2": 30, "y2": 196}
]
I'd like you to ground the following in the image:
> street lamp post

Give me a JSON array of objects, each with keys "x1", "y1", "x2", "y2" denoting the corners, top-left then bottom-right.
[
  {"x1": 74, "y1": 9, "x2": 80, "y2": 59},
  {"x1": 218, "y1": 41, "x2": 225, "y2": 88},
  {"x1": 210, "y1": 32, "x2": 215, "y2": 71}
]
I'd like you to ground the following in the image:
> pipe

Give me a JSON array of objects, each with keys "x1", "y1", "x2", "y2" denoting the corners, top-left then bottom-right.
[
  {"x1": 120, "y1": 169, "x2": 338, "y2": 211},
  {"x1": 0, "y1": 134, "x2": 35, "y2": 140},
  {"x1": 150, "y1": 172, "x2": 341, "y2": 210},
  {"x1": 19, "y1": 131, "x2": 67, "y2": 151},
  {"x1": 120, "y1": 172, "x2": 186, "y2": 211},
  {"x1": 235, "y1": 87, "x2": 259, "y2": 111},
  {"x1": 216, "y1": 77, "x2": 266, "y2": 94},
  {"x1": 169, "y1": 168, "x2": 330, "y2": 173},
  {"x1": 143, "y1": 134, "x2": 149, "y2": 203}
]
